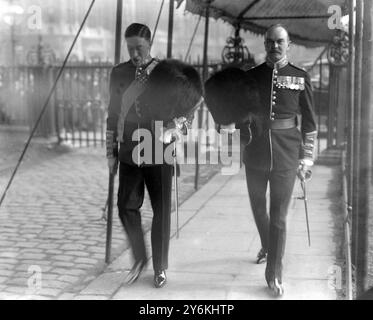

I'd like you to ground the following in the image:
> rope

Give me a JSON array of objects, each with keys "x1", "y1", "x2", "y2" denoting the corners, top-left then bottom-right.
[
  {"x1": 151, "y1": 0, "x2": 166, "y2": 47},
  {"x1": 184, "y1": 15, "x2": 202, "y2": 62},
  {"x1": 0, "y1": 0, "x2": 96, "y2": 208}
]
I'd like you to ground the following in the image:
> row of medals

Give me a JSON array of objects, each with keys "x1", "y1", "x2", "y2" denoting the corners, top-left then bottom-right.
[{"x1": 275, "y1": 76, "x2": 305, "y2": 90}]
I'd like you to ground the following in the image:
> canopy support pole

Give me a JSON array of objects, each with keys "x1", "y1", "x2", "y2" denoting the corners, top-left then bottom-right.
[
  {"x1": 167, "y1": 0, "x2": 175, "y2": 58},
  {"x1": 356, "y1": 0, "x2": 372, "y2": 298},
  {"x1": 105, "y1": 0, "x2": 122, "y2": 264},
  {"x1": 352, "y1": 0, "x2": 363, "y2": 270},
  {"x1": 194, "y1": 1, "x2": 210, "y2": 190}
]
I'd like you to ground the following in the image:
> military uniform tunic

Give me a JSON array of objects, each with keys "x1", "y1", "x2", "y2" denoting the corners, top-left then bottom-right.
[
  {"x1": 243, "y1": 58, "x2": 317, "y2": 283},
  {"x1": 106, "y1": 59, "x2": 172, "y2": 272},
  {"x1": 244, "y1": 60, "x2": 317, "y2": 171},
  {"x1": 107, "y1": 59, "x2": 161, "y2": 166}
]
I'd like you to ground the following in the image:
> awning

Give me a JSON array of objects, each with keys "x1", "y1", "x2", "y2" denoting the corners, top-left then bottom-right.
[{"x1": 184, "y1": 0, "x2": 347, "y2": 47}]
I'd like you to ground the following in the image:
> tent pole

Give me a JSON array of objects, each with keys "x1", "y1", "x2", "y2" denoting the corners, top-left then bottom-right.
[
  {"x1": 347, "y1": 0, "x2": 355, "y2": 220},
  {"x1": 202, "y1": 4, "x2": 210, "y2": 82},
  {"x1": 105, "y1": 0, "x2": 123, "y2": 264},
  {"x1": 345, "y1": 0, "x2": 355, "y2": 301},
  {"x1": 352, "y1": 0, "x2": 363, "y2": 271},
  {"x1": 167, "y1": 0, "x2": 175, "y2": 58},
  {"x1": 194, "y1": 1, "x2": 210, "y2": 190},
  {"x1": 114, "y1": 0, "x2": 123, "y2": 65},
  {"x1": 356, "y1": 0, "x2": 372, "y2": 298}
]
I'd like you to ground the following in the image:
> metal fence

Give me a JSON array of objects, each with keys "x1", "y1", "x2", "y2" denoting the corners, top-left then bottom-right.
[
  {"x1": 0, "y1": 66, "x2": 36, "y2": 126},
  {"x1": 0, "y1": 61, "x2": 222, "y2": 147},
  {"x1": 0, "y1": 65, "x2": 60, "y2": 135},
  {"x1": 54, "y1": 63, "x2": 112, "y2": 147}
]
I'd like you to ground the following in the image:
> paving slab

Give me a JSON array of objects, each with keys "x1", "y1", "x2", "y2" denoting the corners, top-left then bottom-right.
[
  {"x1": 73, "y1": 165, "x2": 342, "y2": 300},
  {"x1": 0, "y1": 130, "x2": 219, "y2": 299}
]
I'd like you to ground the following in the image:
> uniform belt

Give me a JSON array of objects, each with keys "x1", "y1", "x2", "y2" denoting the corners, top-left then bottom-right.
[{"x1": 268, "y1": 116, "x2": 297, "y2": 130}]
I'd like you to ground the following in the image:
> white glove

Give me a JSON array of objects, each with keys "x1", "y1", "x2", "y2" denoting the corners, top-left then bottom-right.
[
  {"x1": 297, "y1": 159, "x2": 313, "y2": 181},
  {"x1": 159, "y1": 117, "x2": 186, "y2": 144},
  {"x1": 107, "y1": 157, "x2": 118, "y2": 175},
  {"x1": 220, "y1": 123, "x2": 236, "y2": 133}
]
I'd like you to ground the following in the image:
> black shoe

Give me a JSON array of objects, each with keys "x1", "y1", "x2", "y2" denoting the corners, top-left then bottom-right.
[
  {"x1": 154, "y1": 270, "x2": 167, "y2": 288},
  {"x1": 267, "y1": 278, "x2": 284, "y2": 297},
  {"x1": 125, "y1": 260, "x2": 146, "y2": 285},
  {"x1": 256, "y1": 248, "x2": 267, "y2": 264}
]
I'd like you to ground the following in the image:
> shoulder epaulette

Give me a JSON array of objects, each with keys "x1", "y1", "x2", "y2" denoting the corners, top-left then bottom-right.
[
  {"x1": 245, "y1": 62, "x2": 264, "y2": 72},
  {"x1": 288, "y1": 62, "x2": 307, "y2": 72},
  {"x1": 113, "y1": 61, "x2": 132, "y2": 69}
]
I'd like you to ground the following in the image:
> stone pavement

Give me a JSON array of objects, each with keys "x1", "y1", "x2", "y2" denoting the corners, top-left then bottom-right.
[
  {"x1": 0, "y1": 126, "x2": 61, "y2": 175},
  {"x1": 64, "y1": 164, "x2": 344, "y2": 300},
  {"x1": 0, "y1": 128, "x2": 220, "y2": 300}
]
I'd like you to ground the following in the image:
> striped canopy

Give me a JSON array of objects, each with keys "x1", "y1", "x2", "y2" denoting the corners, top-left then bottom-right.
[{"x1": 184, "y1": 0, "x2": 347, "y2": 47}]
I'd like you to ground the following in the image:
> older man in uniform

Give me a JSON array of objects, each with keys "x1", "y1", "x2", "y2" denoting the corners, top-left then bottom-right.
[{"x1": 244, "y1": 24, "x2": 317, "y2": 296}]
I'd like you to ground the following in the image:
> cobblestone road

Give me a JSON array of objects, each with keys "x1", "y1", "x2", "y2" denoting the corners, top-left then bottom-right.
[{"x1": 0, "y1": 128, "x2": 219, "y2": 299}]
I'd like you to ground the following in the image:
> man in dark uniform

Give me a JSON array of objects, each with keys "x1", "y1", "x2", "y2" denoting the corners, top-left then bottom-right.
[
  {"x1": 106, "y1": 23, "x2": 202, "y2": 289},
  {"x1": 105, "y1": 23, "x2": 172, "y2": 289},
  {"x1": 244, "y1": 24, "x2": 317, "y2": 296}
]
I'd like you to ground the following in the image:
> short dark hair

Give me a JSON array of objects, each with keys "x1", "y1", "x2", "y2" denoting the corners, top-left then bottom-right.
[{"x1": 125, "y1": 23, "x2": 151, "y2": 41}]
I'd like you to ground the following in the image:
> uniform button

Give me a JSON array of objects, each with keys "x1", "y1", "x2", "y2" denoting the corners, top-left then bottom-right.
[
  {"x1": 274, "y1": 70, "x2": 278, "y2": 74},
  {"x1": 271, "y1": 112, "x2": 275, "y2": 116},
  {"x1": 270, "y1": 117, "x2": 274, "y2": 121},
  {"x1": 272, "y1": 101, "x2": 276, "y2": 106},
  {"x1": 273, "y1": 91, "x2": 277, "y2": 94},
  {"x1": 273, "y1": 95, "x2": 277, "y2": 100}
]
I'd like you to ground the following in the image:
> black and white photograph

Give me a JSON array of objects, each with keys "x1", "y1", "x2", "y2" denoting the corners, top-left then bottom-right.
[{"x1": 0, "y1": 0, "x2": 372, "y2": 307}]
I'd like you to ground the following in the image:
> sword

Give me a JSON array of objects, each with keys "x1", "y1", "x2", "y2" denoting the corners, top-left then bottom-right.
[
  {"x1": 296, "y1": 167, "x2": 312, "y2": 247},
  {"x1": 172, "y1": 139, "x2": 180, "y2": 239}
]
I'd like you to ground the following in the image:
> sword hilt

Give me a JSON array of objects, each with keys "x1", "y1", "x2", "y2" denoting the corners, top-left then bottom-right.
[{"x1": 297, "y1": 166, "x2": 312, "y2": 182}]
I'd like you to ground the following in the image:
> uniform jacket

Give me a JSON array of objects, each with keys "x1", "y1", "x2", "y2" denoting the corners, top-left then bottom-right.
[
  {"x1": 243, "y1": 60, "x2": 317, "y2": 171},
  {"x1": 106, "y1": 59, "x2": 194, "y2": 167},
  {"x1": 106, "y1": 59, "x2": 163, "y2": 166}
]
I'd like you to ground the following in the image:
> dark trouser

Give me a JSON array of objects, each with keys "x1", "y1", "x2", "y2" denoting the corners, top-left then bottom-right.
[
  {"x1": 117, "y1": 162, "x2": 173, "y2": 272},
  {"x1": 245, "y1": 166, "x2": 297, "y2": 283}
]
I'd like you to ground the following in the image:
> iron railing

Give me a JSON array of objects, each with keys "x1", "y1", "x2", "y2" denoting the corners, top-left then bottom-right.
[
  {"x1": 0, "y1": 62, "x2": 222, "y2": 147},
  {"x1": 53, "y1": 63, "x2": 111, "y2": 147}
]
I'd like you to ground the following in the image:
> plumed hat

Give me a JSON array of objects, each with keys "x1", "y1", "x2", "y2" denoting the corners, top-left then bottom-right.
[
  {"x1": 138, "y1": 59, "x2": 203, "y2": 121},
  {"x1": 204, "y1": 67, "x2": 259, "y2": 126}
]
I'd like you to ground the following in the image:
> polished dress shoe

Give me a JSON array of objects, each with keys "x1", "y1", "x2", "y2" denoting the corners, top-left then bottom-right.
[
  {"x1": 267, "y1": 278, "x2": 284, "y2": 297},
  {"x1": 154, "y1": 270, "x2": 167, "y2": 288},
  {"x1": 125, "y1": 260, "x2": 146, "y2": 285},
  {"x1": 256, "y1": 248, "x2": 267, "y2": 264}
]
